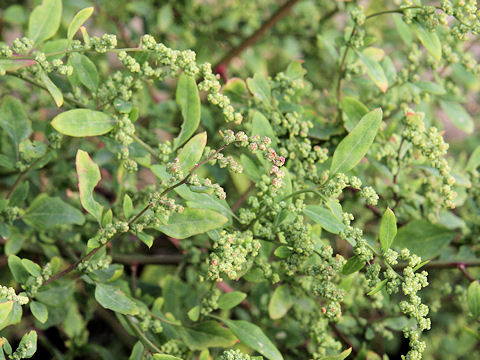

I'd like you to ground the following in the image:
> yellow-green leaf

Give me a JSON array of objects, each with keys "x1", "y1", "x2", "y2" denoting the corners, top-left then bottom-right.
[
  {"x1": 379, "y1": 208, "x2": 397, "y2": 252},
  {"x1": 67, "y1": 7, "x2": 94, "y2": 40},
  {"x1": 76, "y1": 150, "x2": 103, "y2": 223},
  {"x1": 28, "y1": 0, "x2": 62, "y2": 44},
  {"x1": 95, "y1": 283, "x2": 139, "y2": 315},
  {"x1": 51, "y1": 109, "x2": 115, "y2": 137},
  {"x1": 411, "y1": 23, "x2": 442, "y2": 61},
  {"x1": 40, "y1": 71, "x2": 63, "y2": 107},
  {"x1": 268, "y1": 285, "x2": 293, "y2": 319},
  {"x1": 358, "y1": 51, "x2": 388, "y2": 92}
]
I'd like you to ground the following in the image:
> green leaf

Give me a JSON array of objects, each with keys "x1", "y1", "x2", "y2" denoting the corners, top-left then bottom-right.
[
  {"x1": 173, "y1": 73, "x2": 201, "y2": 149},
  {"x1": 466, "y1": 146, "x2": 480, "y2": 172},
  {"x1": 9, "y1": 182, "x2": 29, "y2": 207},
  {"x1": 136, "y1": 232, "x2": 154, "y2": 248},
  {"x1": 251, "y1": 111, "x2": 277, "y2": 146},
  {"x1": 330, "y1": 108, "x2": 383, "y2": 175},
  {"x1": 358, "y1": 51, "x2": 388, "y2": 92},
  {"x1": 247, "y1": 73, "x2": 271, "y2": 105},
  {"x1": 5, "y1": 234, "x2": 25, "y2": 256},
  {"x1": 379, "y1": 208, "x2": 397, "y2": 252},
  {"x1": 342, "y1": 255, "x2": 365, "y2": 275},
  {"x1": 40, "y1": 71, "x2": 63, "y2": 107},
  {"x1": 0, "y1": 96, "x2": 32, "y2": 157},
  {"x1": 153, "y1": 355, "x2": 183, "y2": 360},
  {"x1": 129, "y1": 342, "x2": 144, "y2": 360},
  {"x1": 76, "y1": 150, "x2": 103, "y2": 223},
  {"x1": 0, "y1": 59, "x2": 36, "y2": 72},
  {"x1": 367, "y1": 279, "x2": 388, "y2": 296},
  {"x1": 23, "y1": 195, "x2": 85, "y2": 229},
  {"x1": 17, "y1": 330, "x2": 37, "y2": 358},
  {"x1": 467, "y1": 281, "x2": 480, "y2": 319},
  {"x1": 177, "y1": 132, "x2": 207, "y2": 173},
  {"x1": 268, "y1": 285, "x2": 293, "y2": 320},
  {"x1": 70, "y1": 53, "x2": 99, "y2": 92},
  {"x1": 21, "y1": 259, "x2": 41, "y2": 277},
  {"x1": 67, "y1": 7, "x2": 94, "y2": 40},
  {"x1": 154, "y1": 208, "x2": 228, "y2": 239},
  {"x1": 274, "y1": 246, "x2": 292, "y2": 258},
  {"x1": 393, "y1": 15, "x2": 412, "y2": 46},
  {"x1": 8, "y1": 255, "x2": 30, "y2": 283},
  {"x1": 341, "y1": 96, "x2": 368, "y2": 131},
  {"x1": 28, "y1": 0, "x2": 62, "y2": 44},
  {"x1": 440, "y1": 100, "x2": 474, "y2": 134},
  {"x1": 0, "y1": 302, "x2": 13, "y2": 324},
  {"x1": 319, "y1": 347, "x2": 352, "y2": 360},
  {"x1": 0, "y1": 302, "x2": 22, "y2": 331},
  {"x1": 35, "y1": 282, "x2": 74, "y2": 306},
  {"x1": 51, "y1": 109, "x2": 115, "y2": 137},
  {"x1": 218, "y1": 291, "x2": 247, "y2": 310},
  {"x1": 304, "y1": 205, "x2": 345, "y2": 235},
  {"x1": 123, "y1": 194, "x2": 133, "y2": 219},
  {"x1": 395, "y1": 220, "x2": 456, "y2": 259},
  {"x1": 177, "y1": 321, "x2": 237, "y2": 350},
  {"x1": 187, "y1": 305, "x2": 200, "y2": 322},
  {"x1": 30, "y1": 301, "x2": 48, "y2": 323},
  {"x1": 411, "y1": 23, "x2": 442, "y2": 61},
  {"x1": 217, "y1": 318, "x2": 283, "y2": 360},
  {"x1": 95, "y1": 283, "x2": 139, "y2": 315}
]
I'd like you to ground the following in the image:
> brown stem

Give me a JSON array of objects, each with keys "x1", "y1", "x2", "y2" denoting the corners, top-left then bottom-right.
[
  {"x1": 347, "y1": 187, "x2": 382, "y2": 218},
  {"x1": 458, "y1": 264, "x2": 475, "y2": 282},
  {"x1": 231, "y1": 183, "x2": 256, "y2": 212},
  {"x1": 213, "y1": 0, "x2": 300, "y2": 70},
  {"x1": 329, "y1": 323, "x2": 357, "y2": 355},
  {"x1": 6, "y1": 155, "x2": 48, "y2": 199}
]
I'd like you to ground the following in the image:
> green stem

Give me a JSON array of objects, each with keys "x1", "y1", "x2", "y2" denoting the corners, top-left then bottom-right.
[
  {"x1": 131, "y1": 133, "x2": 159, "y2": 160},
  {"x1": 6, "y1": 152, "x2": 50, "y2": 199},
  {"x1": 124, "y1": 315, "x2": 162, "y2": 353}
]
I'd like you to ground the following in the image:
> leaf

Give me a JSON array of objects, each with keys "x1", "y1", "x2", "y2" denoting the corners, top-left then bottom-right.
[
  {"x1": 379, "y1": 208, "x2": 397, "y2": 252},
  {"x1": 76, "y1": 150, "x2": 103, "y2": 223},
  {"x1": 218, "y1": 291, "x2": 247, "y2": 310},
  {"x1": 177, "y1": 321, "x2": 237, "y2": 350},
  {"x1": 177, "y1": 132, "x2": 207, "y2": 173},
  {"x1": 467, "y1": 281, "x2": 480, "y2": 319},
  {"x1": 70, "y1": 53, "x2": 99, "y2": 91},
  {"x1": 395, "y1": 220, "x2": 456, "y2": 259},
  {"x1": 393, "y1": 15, "x2": 412, "y2": 46},
  {"x1": 187, "y1": 305, "x2": 200, "y2": 321},
  {"x1": 0, "y1": 302, "x2": 13, "y2": 324},
  {"x1": 218, "y1": 318, "x2": 283, "y2": 360},
  {"x1": 466, "y1": 146, "x2": 480, "y2": 172},
  {"x1": 123, "y1": 194, "x2": 133, "y2": 219},
  {"x1": 268, "y1": 285, "x2": 293, "y2": 320},
  {"x1": 274, "y1": 246, "x2": 292, "y2": 258},
  {"x1": 8, "y1": 255, "x2": 30, "y2": 283},
  {"x1": 136, "y1": 232, "x2": 154, "y2": 248},
  {"x1": 23, "y1": 195, "x2": 85, "y2": 229},
  {"x1": 330, "y1": 108, "x2": 383, "y2": 175},
  {"x1": 154, "y1": 208, "x2": 228, "y2": 239},
  {"x1": 342, "y1": 255, "x2": 365, "y2": 275},
  {"x1": 67, "y1": 7, "x2": 94, "y2": 40},
  {"x1": 51, "y1": 109, "x2": 115, "y2": 137},
  {"x1": 95, "y1": 283, "x2": 139, "y2": 315},
  {"x1": 153, "y1": 355, "x2": 183, "y2": 360},
  {"x1": 440, "y1": 100, "x2": 474, "y2": 134},
  {"x1": 247, "y1": 74, "x2": 271, "y2": 105},
  {"x1": 36, "y1": 282, "x2": 74, "y2": 307},
  {"x1": 358, "y1": 51, "x2": 388, "y2": 92},
  {"x1": 0, "y1": 96, "x2": 32, "y2": 157},
  {"x1": 129, "y1": 342, "x2": 144, "y2": 360},
  {"x1": 30, "y1": 301, "x2": 48, "y2": 323},
  {"x1": 367, "y1": 279, "x2": 388, "y2": 296},
  {"x1": 17, "y1": 330, "x2": 37, "y2": 358},
  {"x1": 304, "y1": 205, "x2": 345, "y2": 234},
  {"x1": 40, "y1": 71, "x2": 63, "y2": 107},
  {"x1": 0, "y1": 59, "x2": 36, "y2": 72},
  {"x1": 28, "y1": 0, "x2": 62, "y2": 44},
  {"x1": 341, "y1": 96, "x2": 368, "y2": 131},
  {"x1": 251, "y1": 111, "x2": 277, "y2": 146},
  {"x1": 173, "y1": 73, "x2": 201, "y2": 149},
  {"x1": 319, "y1": 348, "x2": 352, "y2": 360},
  {"x1": 411, "y1": 22, "x2": 442, "y2": 61}
]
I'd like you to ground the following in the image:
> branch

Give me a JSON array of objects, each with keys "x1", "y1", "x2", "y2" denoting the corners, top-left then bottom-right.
[
  {"x1": 213, "y1": 0, "x2": 300, "y2": 70},
  {"x1": 112, "y1": 253, "x2": 183, "y2": 265}
]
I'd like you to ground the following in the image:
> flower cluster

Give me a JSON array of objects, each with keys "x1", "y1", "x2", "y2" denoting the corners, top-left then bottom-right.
[{"x1": 0, "y1": 286, "x2": 29, "y2": 305}]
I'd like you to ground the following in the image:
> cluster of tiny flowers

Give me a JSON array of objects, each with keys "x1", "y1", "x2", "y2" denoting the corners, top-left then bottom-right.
[
  {"x1": 9, "y1": 340, "x2": 34, "y2": 360},
  {"x1": 360, "y1": 186, "x2": 379, "y2": 205},
  {"x1": 136, "y1": 308, "x2": 163, "y2": 334},
  {"x1": 0, "y1": 205, "x2": 20, "y2": 224},
  {"x1": 201, "y1": 288, "x2": 221, "y2": 315},
  {"x1": 157, "y1": 141, "x2": 172, "y2": 163},
  {"x1": 117, "y1": 51, "x2": 141, "y2": 73},
  {"x1": 322, "y1": 172, "x2": 362, "y2": 199},
  {"x1": 143, "y1": 192, "x2": 184, "y2": 226},
  {"x1": 0, "y1": 286, "x2": 29, "y2": 305},
  {"x1": 77, "y1": 255, "x2": 111, "y2": 273},
  {"x1": 398, "y1": 249, "x2": 431, "y2": 360},
  {"x1": 90, "y1": 34, "x2": 118, "y2": 53},
  {"x1": 207, "y1": 230, "x2": 260, "y2": 282},
  {"x1": 219, "y1": 349, "x2": 257, "y2": 360},
  {"x1": 111, "y1": 115, "x2": 137, "y2": 172},
  {"x1": 159, "y1": 340, "x2": 188, "y2": 359},
  {"x1": 97, "y1": 71, "x2": 142, "y2": 104},
  {"x1": 24, "y1": 263, "x2": 52, "y2": 297},
  {"x1": 11, "y1": 37, "x2": 33, "y2": 55},
  {"x1": 402, "y1": 111, "x2": 456, "y2": 211},
  {"x1": 340, "y1": 213, "x2": 374, "y2": 263}
]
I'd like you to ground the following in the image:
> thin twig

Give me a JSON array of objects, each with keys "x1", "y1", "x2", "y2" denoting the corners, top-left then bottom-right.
[{"x1": 213, "y1": 0, "x2": 300, "y2": 70}]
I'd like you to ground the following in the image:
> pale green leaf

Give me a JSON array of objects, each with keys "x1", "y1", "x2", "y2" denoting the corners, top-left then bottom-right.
[
  {"x1": 358, "y1": 51, "x2": 388, "y2": 92},
  {"x1": 218, "y1": 291, "x2": 247, "y2": 310},
  {"x1": 379, "y1": 208, "x2": 397, "y2": 252},
  {"x1": 247, "y1": 73, "x2": 271, "y2": 105},
  {"x1": 51, "y1": 109, "x2": 115, "y2": 137},
  {"x1": 341, "y1": 96, "x2": 368, "y2": 131},
  {"x1": 440, "y1": 100, "x2": 474, "y2": 134},
  {"x1": 95, "y1": 283, "x2": 139, "y2": 315},
  {"x1": 467, "y1": 281, "x2": 480, "y2": 318},
  {"x1": 123, "y1": 194, "x2": 133, "y2": 219},
  {"x1": 319, "y1": 348, "x2": 352, "y2": 360},
  {"x1": 28, "y1": 0, "x2": 62, "y2": 44},
  {"x1": 466, "y1": 146, "x2": 480, "y2": 172},
  {"x1": 304, "y1": 205, "x2": 345, "y2": 235},
  {"x1": 0, "y1": 96, "x2": 32, "y2": 157},
  {"x1": 76, "y1": 150, "x2": 103, "y2": 223},
  {"x1": 177, "y1": 321, "x2": 237, "y2": 350},
  {"x1": 411, "y1": 23, "x2": 442, "y2": 61},
  {"x1": 177, "y1": 132, "x2": 207, "y2": 173},
  {"x1": 67, "y1": 7, "x2": 94, "y2": 40},
  {"x1": 330, "y1": 108, "x2": 383, "y2": 175},
  {"x1": 173, "y1": 73, "x2": 201, "y2": 149},
  {"x1": 30, "y1": 301, "x2": 48, "y2": 323},
  {"x1": 0, "y1": 302, "x2": 13, "y2": 324},
  {"x1": 70, "y1": 53, "x2": 99, "y2": 91},
  {"x1": 268, "y1": 285, "x2": 293, "y2": 320}
]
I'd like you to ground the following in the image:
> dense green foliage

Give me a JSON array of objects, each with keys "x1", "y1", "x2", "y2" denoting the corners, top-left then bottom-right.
[{"x1": 1, "y1": 0, "x2": 480, "y2": 359}]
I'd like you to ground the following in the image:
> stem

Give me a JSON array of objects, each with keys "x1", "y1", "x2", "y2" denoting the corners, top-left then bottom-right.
[
  {"x1": 213, "y1": 0, "x2": 300, "y2": 70},
  {"x1": 131, "y1": 133, "x2": 159, "y2": 159},
  {"x1": 9, "y1": 47, "x2": 147, "y2": 61},
  {"x1": 6, "y1": 154, "x2": 48, "y2": 199},
  {"x1": 458, "y1": 264, "x2": 475, "y2": 282},
  {"x1": 393, "y1": 138, "x2": 405, "y2": 208},
  {"x1": 124, "y1": 315, "x2": 162, "y2": 353},
  {"x1": 149, "y1": 313, "x2": 182, "y2": 327},
  {"x1": 392, "y1": 259, "x2": 480, "y2": 270}
]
